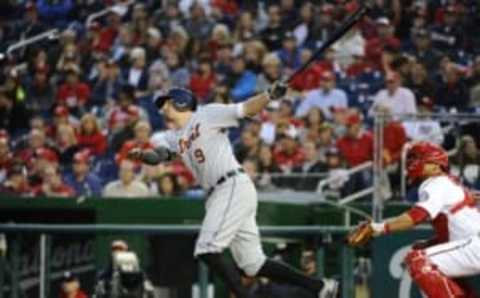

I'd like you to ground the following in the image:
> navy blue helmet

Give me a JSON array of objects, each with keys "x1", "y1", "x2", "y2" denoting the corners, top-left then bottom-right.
[{"x1": 153, "y1": 88, "x2": 197, "y2": 111}]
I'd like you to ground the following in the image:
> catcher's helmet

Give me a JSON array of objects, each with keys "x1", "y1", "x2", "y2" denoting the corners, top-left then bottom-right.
[
  {"x1": 153, "y1": 88, "x2": 197, "y2": 112},
  {"x1": 406, "y1": 141, "x2": 449, "y2": 182}
]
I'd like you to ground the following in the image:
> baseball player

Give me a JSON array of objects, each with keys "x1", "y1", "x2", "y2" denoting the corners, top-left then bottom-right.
[
  {"x1": 347, "y1": 141, "x2": 480, "y2": 298},
  {"x1": 128, "y1": 84, "x2": 339, "y2": 298}
]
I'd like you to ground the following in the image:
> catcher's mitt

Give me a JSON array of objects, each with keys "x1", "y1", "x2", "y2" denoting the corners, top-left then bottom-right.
[{"x1": 346, "y1": 221, "x2": 374, "y2": 247}]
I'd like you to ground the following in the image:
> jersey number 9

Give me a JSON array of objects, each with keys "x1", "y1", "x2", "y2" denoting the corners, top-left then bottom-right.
[{"x1": 194, "y1": 148, "x2": 205, "y2": 163}]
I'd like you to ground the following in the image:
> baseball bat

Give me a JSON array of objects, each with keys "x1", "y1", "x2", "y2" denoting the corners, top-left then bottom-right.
[{"x1": 286, "y1": 1, "x2": 372, "y2": 84}]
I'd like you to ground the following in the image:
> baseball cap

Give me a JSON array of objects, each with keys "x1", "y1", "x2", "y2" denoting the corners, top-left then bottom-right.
[
  {"x1": 345, "y1": 112, "x2": 362, "y2": 126},
  {"x1": 111, "y1": 240, "x2": 129, "y2": 251},
  {"x1": 376, "y1": 17, "x2": 391, "y2": 26},
  {"x1": 73, "y1": 150, "x2": 91, "y2": 164},
  {"x1": 34, "y1": 148, "x2": 58, "y2": 163},
  {"x1": 61, "y1": 271, "x2": 78, "y2": 283},
  {"x1": 54, "y1": 106, "x2": 69, "y2": 117}
]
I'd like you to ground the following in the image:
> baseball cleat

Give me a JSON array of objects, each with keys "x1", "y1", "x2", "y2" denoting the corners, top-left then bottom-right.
[{"x1": 318, "y1": 278, "x2": 339, "y2": 298}]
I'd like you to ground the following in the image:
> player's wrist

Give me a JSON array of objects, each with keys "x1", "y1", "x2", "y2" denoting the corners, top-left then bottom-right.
[{"x1": 371, "y1": 222, "x2": 389, "y2": 236}]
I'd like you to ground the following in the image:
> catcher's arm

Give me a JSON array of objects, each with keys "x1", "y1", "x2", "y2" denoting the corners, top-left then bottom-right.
[
  {"x1": 128, "y1": 146, "x2": 174, "y2": 166},
  {"x1": 347, "y1": 207, "x2": 429, "y2": 247}
]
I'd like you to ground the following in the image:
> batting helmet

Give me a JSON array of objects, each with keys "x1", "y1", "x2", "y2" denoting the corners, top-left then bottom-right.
[
  {"x1": 153, "y1": 88, "x2": 197, "y2": 111},
  {"x1": 406, "y1": 141, "x2": 449, "y2": 182}
]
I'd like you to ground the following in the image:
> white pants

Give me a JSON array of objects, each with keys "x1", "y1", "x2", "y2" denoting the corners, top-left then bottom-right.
[
  {"x1": 426, "y1": 234, "x2": 480, "y2": 277},
  {"x1": 194, "y1": 175, "x2": 266, "y2": 276}
]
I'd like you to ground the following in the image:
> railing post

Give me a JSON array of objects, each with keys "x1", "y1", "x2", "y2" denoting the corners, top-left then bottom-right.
[
  {"x1": 340, "y1": 244, "x2": 354, "y2": 298},
  {"x1": 39, "y1": 234, "x2": 52, "y2": 298},
  {"x1": 198, "y1": 261, "x2": 209, "y2": 298},
  {"x1": 10, "y1": 235, "x2": 20, "y2": 298},
  {"x1": 0, "y1": 250, "x2": 4, "y2": 298}
]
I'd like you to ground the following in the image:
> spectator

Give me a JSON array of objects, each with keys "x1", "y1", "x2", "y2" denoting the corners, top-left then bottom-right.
[
  {"x1": 430, "y1": 5, "x2": 464, "y2": 54},
  {"x1": 64, "y1": 150, "x2": 103, "y2": 197},
  {"x1": 116, "y1": 120, "x2": 154, "y2": 165},
  {"x1": 56, "y1": 41, "x2": 82, "y2": 73},
  {"x1": 164, "y1": 50, "x2": 190, "y2": 88},
  {"x1": 406, "y1": 63, "x2": 436, "y2": 111},
  {"x1": 189, "y1": 58, "x2": 216, "y2": 102},
  {"x1": 235, "y1": 129, "x2": 261, "y2": 164},
  {"x1": 371, "y1": 72, "x2": 417, "y2": 116},
  {"x1": 76, "y1": 113, "x2": 107, "y2": 156},
  {"x1": 452, "y1": 135, "x2": 480, "y2": 188},
  {"x1": 292, "y1": 141, "x2": 328, "y2": 191},
  {"x1": 365, "y1": 17, "x2": 401, "y2": 70},
  {"x1": 0, "y1": 165, "x2": 31, "y2": 196},
  {"x1": 292, "y1": 1, "x2": 315, "y2": 48},
  {"x1": 243, "y1": 40, "x2": 268, "y2": 74},
  {"x1": 300, "y1": 108, "x2": 326, "y2": 143},
  {"x1": 408, "y1": 29, "x2": 442, "y2": 73},
  {"x1": 378, "y1": 106, "x2": 408, "y2": 165},
  {"x1": 55, "y1": 124, "x2": 79, "y2": 166},
  {"x1": 17, "y1": 129, "x2": 51, "y2": 166},
  {"x1": 273, "y1": 131, "x2": 305, "y2": 172},
  {"x1": 145, "y1": 27, "x2": 164, "y2": 64},
  {"x1": 242, "y1": 158, "x2": 260, "y2": 187},
  {"x1": 0, "y1": 91, "x2": 31, "y2": 136},
  {"x1": 295, "y1": 71, "x2": 349, "y2": 119},
  {"x1": 124, "y1": 47, "x2": 149, "y2": 95},
  {"x1": 233, "y1": 11, "x2": 256, "y2": 43},
  {"x1": 435, "y1": 63, "x2": 470, "y2": 110},
  {"x1": 277, "y1": 32, "x2": 301, "y2": 70},
  {"x1": 332, "y1": 25, "x2": 366, "y2": 69},
  {"x1": 403, "y1": 105, "x2": 444, "y2": 145},
  {"x1": 256, "y1": 53, "x2": 283, "y2": 92},
  {"x1": 156, "y1": 173, "x2": 180, "y2": 197},
  {"x1": 36, "y1": 164, "x2": 75, "y2": 197},
  {"x1": 19, "y1": 2, "x2": 46, "y2": 39},
  {"x1": 25, "y1": 61, "x2": 55, "y2": 116},
  {"x1": 0, "y1": 135, "x2": 12, "y2": 183},
  {"x1": 468, "y1": 56, "x2": 480, "y2": 108},
  {"x1": 103, "y1": 159, "x2": 150, "y2": 198},
  {"x1": 56, "y1": 66, "x2": 91, "y2": 115},
  {"x1": 257, "y1": 143, "x2": 282, "y2": 188},
  {"x1": 90, "y1": 59, "x2": 125, "y2": 107},
  {"x1": 336, "y1": 112, "x2": 373, "y2": 167},
  {"x1": 184, "y1": 2, "x2": 213, "y2": 41},
  {"x1": 58, "y1": 271, "x2": 88, "y2": 298},
  {"x1": 227, "y1": 56, "x2": 257, "y2": 102},
  {"x1": 261, "y1": 4, "x2": 286, "y2": 51}
]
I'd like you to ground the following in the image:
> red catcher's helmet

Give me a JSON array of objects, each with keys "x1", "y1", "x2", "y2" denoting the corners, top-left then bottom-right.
[{"x1": 407, "y1": 141, "x2": 449, "y2": 182}]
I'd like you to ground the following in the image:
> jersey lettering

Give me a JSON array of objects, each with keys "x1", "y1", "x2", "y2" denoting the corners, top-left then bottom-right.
[{"x1": 179, "y1": 123, "x2": 201, "y2": 154}]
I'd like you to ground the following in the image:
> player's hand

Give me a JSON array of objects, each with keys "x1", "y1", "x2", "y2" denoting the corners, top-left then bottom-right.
[
  {"x1": 346, "y1": 221, "x2": 375, "y2": 247},
  {"x1": 127, "y1": 148, "x2": 144, "y2": 161},
  {"x1": 268, "y1": 81, "x2": 288, "y2": 100}
]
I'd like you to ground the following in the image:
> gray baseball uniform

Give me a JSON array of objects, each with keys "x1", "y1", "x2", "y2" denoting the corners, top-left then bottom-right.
[{"x1": 151, "y1": 103, "x2": 267, "y2": 276}]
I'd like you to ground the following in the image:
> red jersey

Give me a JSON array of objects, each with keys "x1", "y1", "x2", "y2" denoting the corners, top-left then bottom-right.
[
  {"x1": 272, "y1": 147, "x2": 306, "y2": 169},
  {"x1": 336, "y1": 131, "x2": 374, "y2": 167},
  {"x1": 189, "y1": 72, "x2": 216, "y2": 101},
  {"x1": 383, "y1": 121, "x2": 407, "y2": 164},
  {"x1": 76, "y1": 132, "x2": 107, "y2": 155},
  {"x1": 57, "y1": 82, "x2": 91, "y2": 107}
]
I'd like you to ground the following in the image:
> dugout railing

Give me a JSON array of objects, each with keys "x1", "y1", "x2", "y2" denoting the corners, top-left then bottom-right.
[{"x1": 0, "y1": 224, "x2": 357, "y2": 298}]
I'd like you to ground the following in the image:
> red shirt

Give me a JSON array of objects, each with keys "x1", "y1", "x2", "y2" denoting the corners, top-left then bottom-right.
[
  {"x1": 34, "y1": 183, "x2": 75, "y2": 197},
  {"x1": 57, "y1": 82, "x2": 91, "y2": 107},
  {"x1": 98, "y1": 27, "x2": 118, "y2": 52},
  {"x1": 76, "y1": 132, "x2": 107, "y2": 155},
  {"x1": 365, "y1": 36, "x2": 401, "y2": 70},
  {"x1": 336, "y1": 131, "x2": 374, "y2": 167},
  {"x1": 272, "y1": 147, "x2": 305, "y2": 169},
  {"x1": 189, "y1": 72, "x2": 216, "y2": 101},
  {"x1": 59, "y1": 289, "x2": 88, "y2": 298},
  {"x1": 383, "y1": 121, "x2": 407, "y2": 164}
]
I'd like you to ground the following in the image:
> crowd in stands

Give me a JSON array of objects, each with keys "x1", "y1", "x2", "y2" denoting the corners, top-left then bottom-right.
[{"x1": 0, "y1": 0, "x2": 480, "y2": 199}]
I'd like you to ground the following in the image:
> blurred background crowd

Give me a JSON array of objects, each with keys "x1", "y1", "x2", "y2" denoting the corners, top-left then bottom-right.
[{"x1": 0, "y1": 0, "x2": 479, "y2": 200}]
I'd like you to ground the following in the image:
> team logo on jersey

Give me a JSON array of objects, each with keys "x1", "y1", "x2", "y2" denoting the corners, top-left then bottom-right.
[{"x1": 179, "y1": 123, "x2": 201, "y2": 154}]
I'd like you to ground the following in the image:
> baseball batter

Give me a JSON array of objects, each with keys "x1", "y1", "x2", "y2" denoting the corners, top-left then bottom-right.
[
  {"x1": 129, "y1": 85, "x2": 338, "y2": 298},
  {"x1": 348, "y1": 141, "x2": 480, "y2": 298}
]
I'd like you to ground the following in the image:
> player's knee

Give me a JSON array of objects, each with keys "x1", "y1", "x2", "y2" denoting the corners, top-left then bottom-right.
[{"x1": 238, "y1": 258, "x2": 267, "y2": 277}]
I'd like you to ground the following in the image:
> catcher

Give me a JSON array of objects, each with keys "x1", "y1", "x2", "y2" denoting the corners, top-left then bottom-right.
[{"x1": 347, "y1": 141, "x2": 480, "y2": 298}]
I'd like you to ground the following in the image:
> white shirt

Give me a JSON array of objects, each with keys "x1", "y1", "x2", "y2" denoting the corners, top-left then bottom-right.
[
  {"x1": 151, "y1": 104, "x2": 245, "y2": 190},
  {"x1": 371, "y1": 87, "x2": 417, "y2": 116},
  {"x1": 416, "y1": 175, "x2": 480, "y2": 241},
  {"x1": 403, "y1": 120, "x2": 444, "y2": 145},
  {"x1": 103, "y1": 180, "x2": 151, "y2": 198}
]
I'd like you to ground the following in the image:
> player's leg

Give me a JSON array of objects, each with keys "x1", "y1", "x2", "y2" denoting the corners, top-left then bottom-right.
[
  {"x1": 229, "y1": 181, "x2": 338, "y2": 297},
  {"x1": 194, "y1": 178, "x2": 255, "y2": 298},
  {"x1": 405, "y1": 236, "x2": 480, "y2": 298}
]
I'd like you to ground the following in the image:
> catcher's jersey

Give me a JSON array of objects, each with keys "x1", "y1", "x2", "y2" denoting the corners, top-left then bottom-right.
[
  {"x1": 151, "y1": 103, "x2": 244, "y2": 190},
  {"x1": 416, "y1": 175, "x2": 480, "y2": 242}
]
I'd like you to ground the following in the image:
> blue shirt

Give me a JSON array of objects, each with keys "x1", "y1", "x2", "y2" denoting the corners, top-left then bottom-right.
[
  {"x1": 64, "y1": 173, "x2": 103, "y2": 198},
  {"x1": 295, "y1": 88, "x2": 348, "y2": 119}
]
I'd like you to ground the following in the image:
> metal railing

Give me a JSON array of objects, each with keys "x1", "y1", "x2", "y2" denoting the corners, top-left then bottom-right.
[
  {"x1": 85, "y1": 0, "x2": 135, "y2": 26},
  {"x1": 5, "y1": 29, "x2": 59, "y2": 57},
  {"x1": 0, "y1": 223, "x2": 356, "y2": 298}
]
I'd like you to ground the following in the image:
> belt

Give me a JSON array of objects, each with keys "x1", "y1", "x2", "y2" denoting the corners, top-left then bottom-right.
[{"x1": 206, "y1": 168, "x2": 245, "y2": 197}]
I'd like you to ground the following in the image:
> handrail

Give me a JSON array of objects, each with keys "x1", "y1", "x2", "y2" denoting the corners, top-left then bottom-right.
[
  {"x1": 6, "y1": 29, "x2": 59, "y2": 55},
  {"x1": 316, "y1": 161, "x2": 373, "y2": 193},
  {"x1": 85, "y1": 0, "x2": 135, "y2": 26}
]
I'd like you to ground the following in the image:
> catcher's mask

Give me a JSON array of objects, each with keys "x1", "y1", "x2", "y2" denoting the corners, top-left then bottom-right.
[{"x1": 406, "y1": 141, "x2": 449, "y2": 183}]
